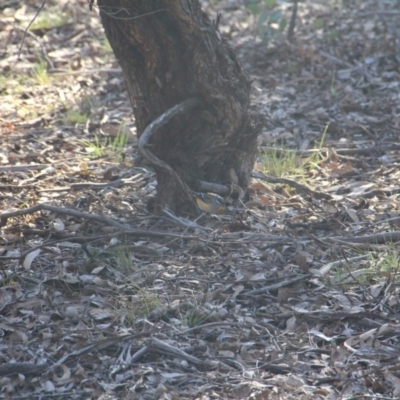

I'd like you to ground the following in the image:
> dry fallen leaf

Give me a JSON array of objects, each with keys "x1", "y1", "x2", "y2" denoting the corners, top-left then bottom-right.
[{"x1": 23, "y1": 249, "x2": 41, "y2": 270}]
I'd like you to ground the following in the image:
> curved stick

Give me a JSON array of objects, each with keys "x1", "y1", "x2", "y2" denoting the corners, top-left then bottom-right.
[{"x1": 138, "y1": 97, "x2": 201, "y2": 211}]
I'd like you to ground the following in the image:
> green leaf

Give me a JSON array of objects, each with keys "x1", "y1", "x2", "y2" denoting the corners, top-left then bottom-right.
[
  {"x1": 264, "y1": 0, "x2": 276, "y2": 7},
  {"x1": 279, "y1": 17, "x2": 287, "y2": 31},
  {"x1": 314, "y1": 18, "x2": 324, "y2": 29},
  {"x1": 247, "y1": 4, "x2": 261, "y2": 14}
]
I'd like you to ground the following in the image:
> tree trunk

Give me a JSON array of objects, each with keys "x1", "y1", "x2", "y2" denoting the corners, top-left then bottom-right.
[{"x1": 97, "y1": 0, "x2": 258, "y2": 215}]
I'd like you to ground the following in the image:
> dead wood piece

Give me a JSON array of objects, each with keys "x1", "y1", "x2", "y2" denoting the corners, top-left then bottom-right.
[
  {"x1": 359, "y1": 187, "x2": 400, "y2": 199},
  {"x1": 128, "y1": 346, "x2": 149, "y2": 364},
  {"x1": 110, "y1": 343, "x2": 149, "y2": 376},
  {"x1": 39, "y1": 179, "x2": 124, "y2": 193},
  {"x1": 0, "y1": 164, "x2": 53, "y2": 172},
  {"x1": 39, "y1": 175, "x2": 147, "y2": 193},
  {"x1": 327, "y1": 231, "x2": 400, "y2": 245},
  {"x1": 335, "y1": 143, "x2": 400, "y2": 156},
  {"x1": 0, "y1": 159, "x2": 122, "y2": 175},
  {"x1": 138, "y1": 97, "x2": 201, "y2": 214},
  {"x1": 148, "y1": 337, "x2": 204, "y2": 367},
  {"x1": 0, "y1": 184, "x2": 37, "y2": 189},
  {"x1": 0, "y1": 229, "x2": 215, "y2": 262},
  {"x1": 0, "y1": 203, "x2": 129, "y2": 230},
  {"x1": 258, "y1": 363, "x2": 293, "y2": 374},
  {"x1": 220, "y1": 232, "x2": 295, "y2": 246},
  {"x1": 197, "y1": 180, "x2": 235, "y2": 197},
  {"x1": 0, "y1": 363, "x2": 47, "y2": 377},
  {"x1": 259, "y1": 146, "x2": 322, "y2": 157},
  {"x1": 318, "y1": 255, "x2": 369, "y2": 276},
  {"x1": 49, "y1": 67, "x2": 122, "y2": 76},
  {"x1": 54, "y1": 332, "x2": 151, "y2": 366},
  {"x1": 319, "y1": 50, "x2": 353, "y2": 69},
  {"x1": 298, "y1": 310, "x2": 391, "y2": 323},
  {"x1": 251, "y1": 172, "x2": 332, "y2": 200},
  {"x1": 178, "y1": 321, "x2": 240, "y2": 336},
  {"x1": 162, "y1": 208, "x2": 208, "y2": 232},
  {"x1": 260, "y1": 143, "x2": 400, "y2": 158},
  {"x1": 246, "y1": 274, "x2": 312, "y2": 296}
]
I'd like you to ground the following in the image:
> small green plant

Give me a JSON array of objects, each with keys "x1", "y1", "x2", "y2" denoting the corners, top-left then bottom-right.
[
  {"x1": 100, "y1": 35, "x2": 113, "y2": 53},
  {"x1": 247, "y1": 0, "x2": 291, "y2": 45},
  {"x1": 81, "y1": 95, "x2": 95, "y2": 113},
  {"x1": 376, "y1": 248, "x2": 400, "y2": 274},
  {"x1": 18, "y1": 105, "x2": 39, "y2": 119},
  {"x1": 329, "y1": 244, "x2": 400, "y2": 287},
  {"x1": 31, "y1": 58, "x2": 51, "y2": 85},
  {"x1": 29, "y1": 10, "x2": 69, "y2": 31},
  {"x1": 110, "y1": 244, "x2": 134, "y2": 272},
  {"x1": 114, "y1": 287, "x2": 160, "y2": 327},
  {"x1": 82, "y1": 121, "x2": 129, "y2": 160},
  {"x1": 322, "y1": 253, "x2": 371, "y2": 286},
  {"x1": 307, "y1": 125, "x2": 328, "y2": 171},
  {"x1": 0, "y1": 70, "x2": 35, "y2": 97},
  {"x1": 322, "y1": 30, "x2": 339, "y2": 42},
  {"x1": 186, "y1": 307, "x2": 215, "y2": 328},
  {"x1": 82, "y1": 135, "x2": 105, "y2": 158},
  {"x1": 63, "y1": 110, "x2": 89, "y2": 125},
  {"x1": 261, "y1": 146, "x2": 299, "y2": 178},
  {"x1": 84, "y1": 243, "x2": 161, "y2": 326},
  {"x1": 313, "y1": 18, "x2": 324, "y2": 30},
  {"x1": 111, "y1": 122, "x2": 129, "y2": 155},
  {"x1": 261, "y1": 125, "x2": 327, "y2": 180}
]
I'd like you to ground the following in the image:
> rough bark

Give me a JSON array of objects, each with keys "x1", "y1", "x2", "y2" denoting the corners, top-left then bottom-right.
[{"x1": 96, "y1": 0, "x2": 258, "y2": 214}]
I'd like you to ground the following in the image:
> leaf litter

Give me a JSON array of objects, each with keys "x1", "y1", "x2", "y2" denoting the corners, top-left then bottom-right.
[{"x1": 0, "y1": 0, "x2": 400, "y2": 398}]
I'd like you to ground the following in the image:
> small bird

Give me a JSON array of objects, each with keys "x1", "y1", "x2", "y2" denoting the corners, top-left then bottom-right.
[{"x1": 190, "y1": 191, "x2": 226, "y2": 214}]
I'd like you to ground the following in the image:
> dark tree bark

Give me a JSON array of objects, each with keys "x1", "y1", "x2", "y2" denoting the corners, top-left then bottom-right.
[{"x1": 97, "y1": 0, "x2": 258, "y2": 215}]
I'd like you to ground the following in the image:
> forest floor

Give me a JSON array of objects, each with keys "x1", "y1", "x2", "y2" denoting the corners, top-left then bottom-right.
[{"x1": 0, "y1": 0, "x2": 400, "y2": 399}]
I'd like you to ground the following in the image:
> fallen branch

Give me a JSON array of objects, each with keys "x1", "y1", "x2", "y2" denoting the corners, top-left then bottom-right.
[
  {"x1": 138, "y1": 97, "x2": 201, "y2": 213},
  {"x1": 327, "y1": 231, "x2": 400, "y2": 245},
  {"x1": 39, "y1": 179, "x2": 124, "y2": 192},
  {"x1": 0, "y1": 164, "x2": 54, "y2": 172},
  {"x1": 0, "y1": 363, "x2": 47, "y2": 377},
  {"x1": 0, "y1": 204, "x2": 129, "y2": 230},
  {"x1": 259, "y1": 143, "x2": 400, "y2": 157},
  {"x1": 54, "y1": 332, "x2": 151, "y2": 367},
  {"x1": 251, "y1": 171, "x2": 332, "y2": 200},
  {"x1": 246, "y1": 274, "x2": 312, "y2": 296},
  {"x1": 148, "y1": 337, "x2": 204, "y2": 367},
  {"x1": 359, "y1": 188, "x2": 400, "y2": 199}
]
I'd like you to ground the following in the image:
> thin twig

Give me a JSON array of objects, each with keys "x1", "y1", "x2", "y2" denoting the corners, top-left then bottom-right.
[
  {"x1": 138, "y1": 97, "x2": 202, "y2": 212},
  {"x1": 327, "y1": 231, "x2": 400, "y2": 245},
  {"x1": 48, "y1": 68, "x2": 122, "y2": 76},
  {"x1": 287, "y1": 0, "x2": 298, "y2": 41},
  {"x1": 260, "y1": 143, "x2": 400, "y2": 157},
  {"x1": 148, "y1": 337, "x2": 204, "y2": 367},
  {"x1": 251, "y1": 171, "x2": 332, "y2": 200},
  {"x1": 162, "y1": 208, "x2": 208, "y2": 232},
  {"x1": 17, "y1": 0, "x2": 46, "y2": 59},
  {"x1": 0, "y1": 204, "x2": 129, "y2": 230},
  {"x1": 245, "y1": 274, "x2": 312, "y2": 296},
  {"x1": 178, "y1": 321, "x2": 241, "y2": 335}
]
